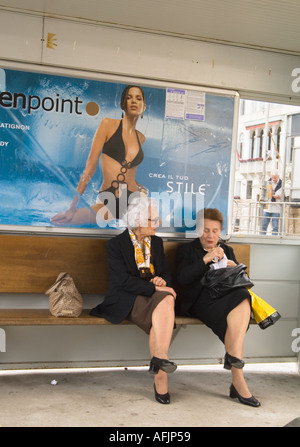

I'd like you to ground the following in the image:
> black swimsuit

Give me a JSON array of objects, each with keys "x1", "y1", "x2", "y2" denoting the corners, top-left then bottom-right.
[
  {"x1": 98, "y1": 120, "x2": 145, "y2": 219},
  {"x1": 102, "y1": 119, "x2": 144, "y2": 167}
]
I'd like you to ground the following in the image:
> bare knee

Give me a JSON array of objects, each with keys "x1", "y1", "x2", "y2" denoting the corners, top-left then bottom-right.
[
  {"x1": 236, "y1": 298, "x2": 250, "y2": 312},
  {"x1": 154, "y1": 295, "x2": 175, "y2": 316},
  {"x1": 227, "y1": 298, "x2": 250, "y2": 323},
  {"x1": 240, "y1": 298, "x2": 251, "y2": 314},
  {"x1": 162, "y1": 294, "x2": 176, "y2": 309}
]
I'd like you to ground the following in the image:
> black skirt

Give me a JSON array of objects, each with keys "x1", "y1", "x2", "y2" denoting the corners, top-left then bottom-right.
[{"x1": 189, "y1": 287, "x2": 251, "y2": 343}]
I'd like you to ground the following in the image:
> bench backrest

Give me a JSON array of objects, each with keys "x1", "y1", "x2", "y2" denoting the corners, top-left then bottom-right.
[{"x1": 0, "y1": 234, "x2": 250, "y2": 294}]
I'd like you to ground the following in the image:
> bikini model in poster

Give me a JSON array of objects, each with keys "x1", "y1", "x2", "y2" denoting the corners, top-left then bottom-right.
[{"x1": 51, "y1": 85, "x2": 148, "y2": 226}]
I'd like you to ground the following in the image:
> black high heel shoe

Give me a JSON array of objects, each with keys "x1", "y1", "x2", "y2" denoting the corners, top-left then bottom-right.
[
  {"x1": 229, "y1": 384, "x2": 261, "y2": 407},
  {"x1": 154, "y1": 384, "x2": 170, "y2": 404},
  {"x1": 149, "y1": 357, "x2": 177, "y2": 374},
  {"x1": 224, "y1": 352, "x2": 245, "y2": 370}
]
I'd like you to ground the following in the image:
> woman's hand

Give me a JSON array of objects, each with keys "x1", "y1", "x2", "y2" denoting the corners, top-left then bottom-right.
[
  {"x1": 203, "y1": 246, "x2": 225, "y2": 264},
  {"x1": 150, "y1": 276, "x2": 166, "y2": 287},
  {"x1": 50, "y1": 208, "x2": 76, "y2": 225},
  {"x1": 51, "y1": 194, "x2": 79, "y2": 225},
  {"x1": 227, "y1": 260, "x2": 237, "y2": 268}
]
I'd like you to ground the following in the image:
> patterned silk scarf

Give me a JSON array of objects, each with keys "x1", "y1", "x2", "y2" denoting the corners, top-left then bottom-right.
[{"x1": 129, "y1": 230, "x2": 155, "y2": 279}]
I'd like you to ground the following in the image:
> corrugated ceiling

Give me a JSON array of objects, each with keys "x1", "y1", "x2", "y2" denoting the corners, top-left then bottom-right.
[{"x1": 0, "y1": 0, "x2": 300, "y2": 55}]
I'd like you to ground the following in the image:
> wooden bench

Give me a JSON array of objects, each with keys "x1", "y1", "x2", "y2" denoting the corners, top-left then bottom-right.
[{"x1": 0, "y1": 233, "x2": 251, "y2": 328}]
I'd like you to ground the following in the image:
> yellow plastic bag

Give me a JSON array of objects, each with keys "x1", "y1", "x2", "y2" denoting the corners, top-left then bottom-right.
[{"x1": 249, "y1": 290, "x2": 281, "y2": 329}]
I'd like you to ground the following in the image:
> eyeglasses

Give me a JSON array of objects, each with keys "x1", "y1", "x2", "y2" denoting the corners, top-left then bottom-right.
[{"x1": 148, "y1": 217, "x2": 161, "y2": 225}]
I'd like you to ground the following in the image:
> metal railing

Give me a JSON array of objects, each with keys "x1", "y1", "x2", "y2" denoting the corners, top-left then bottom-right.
[{"x1": 232, "y1": 200, "x2": 300, "y2": 237}]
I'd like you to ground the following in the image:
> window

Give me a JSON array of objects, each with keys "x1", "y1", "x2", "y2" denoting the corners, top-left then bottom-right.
[
  {"x1": 268, "y1": 127, "x2": 272, "y2": 156},
  {"x1": 258, "y1": 129, "x2": 264, "y2": 158},
  {"x1": 250, "y1": 131, "x2": 255, "y2": 159},
  {"x1": 233, "y1": 99, "x2": 300, "y2": 237},
  {"x1": 238, "y1": 133, "x2": 244, "y2": 160},
  {"x1": 289, "y1": 137, "x2": 294, "y2": 163},
  {"x1": 276, "y1": 126, "x2": 281, "y2": 158},
  {"x1": 246, "y1": 180, "x2": 252, "y2": 199}
]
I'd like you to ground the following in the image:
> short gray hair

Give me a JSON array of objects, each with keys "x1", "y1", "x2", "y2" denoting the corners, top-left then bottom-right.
[
  {"x1": 123, "y1": 196, "x2": 157, "y2": 230},
  {"x1": 271, "y1": 169, "x2": 279, "y2": 176}
]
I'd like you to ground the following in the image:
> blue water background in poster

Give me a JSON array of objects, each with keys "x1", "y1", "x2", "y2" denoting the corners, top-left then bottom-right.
[{"x1": 0, "y1": 68, "x2": 234, "y2": 233}]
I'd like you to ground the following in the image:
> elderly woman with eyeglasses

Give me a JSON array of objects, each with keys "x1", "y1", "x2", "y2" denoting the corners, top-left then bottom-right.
[{"x1": 90, "y1": 197, "x2": 177, "y2": 404}]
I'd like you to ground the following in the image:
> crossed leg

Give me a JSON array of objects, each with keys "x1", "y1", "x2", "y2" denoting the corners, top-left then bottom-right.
[
  {"x1": 149, "y1": 295, "x2": 175, "y2": 394},
  {"x1": 224, "y1": 298, "x2": 252, "y2": 398}
]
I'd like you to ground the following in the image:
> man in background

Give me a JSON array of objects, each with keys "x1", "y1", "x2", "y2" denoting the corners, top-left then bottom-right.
[{"x1": 262, "y1": 170, "x2": 282, "y2": 235}]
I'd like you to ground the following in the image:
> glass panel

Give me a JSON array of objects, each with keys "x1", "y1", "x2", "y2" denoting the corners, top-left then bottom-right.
[{"x1": 233, "y1": 100, "x2": 300, "y2": 237}]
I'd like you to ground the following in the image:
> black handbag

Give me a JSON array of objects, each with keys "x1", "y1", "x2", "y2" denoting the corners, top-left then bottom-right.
[{"x1": 200, "y1": 264, "x2": 254, "y2": 299}]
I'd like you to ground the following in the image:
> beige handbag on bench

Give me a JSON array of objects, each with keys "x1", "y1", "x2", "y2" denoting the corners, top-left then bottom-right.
[{"x1": 45, "y1": 272, "x2": 83, "y2": 317}]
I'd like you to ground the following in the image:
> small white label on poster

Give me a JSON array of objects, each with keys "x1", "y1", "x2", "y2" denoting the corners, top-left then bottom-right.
[{"x1": 165, "y1": 88, "x2": 205, "y2": 121}]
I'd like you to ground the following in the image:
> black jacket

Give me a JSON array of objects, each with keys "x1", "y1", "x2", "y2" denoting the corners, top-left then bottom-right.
[
  {"x1": 90, "y1": 229, "x2": 172, "y2": 324},
  {"x1": 176, "y1": 238, "x2": 237, "y2": 315}
]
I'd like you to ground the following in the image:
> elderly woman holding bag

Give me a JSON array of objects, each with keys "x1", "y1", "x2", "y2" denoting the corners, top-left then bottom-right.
[
  {"x1": 176, "y1": 208, "x2": 260, "y2": 407},
  {"x1": 90, "y1": 197, "x2": 177, "y2": 404}
]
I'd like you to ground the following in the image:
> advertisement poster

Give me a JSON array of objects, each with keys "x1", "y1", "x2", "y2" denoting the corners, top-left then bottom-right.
[{"x1": 0, "y1": 68, "x2": 235, "y2": 235}]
